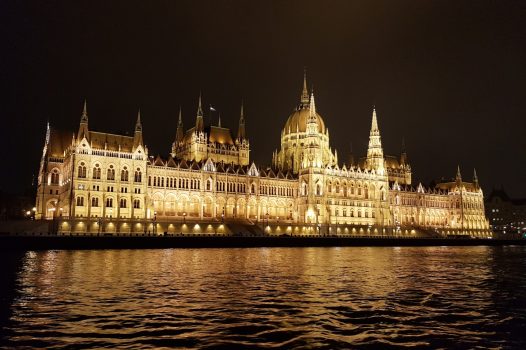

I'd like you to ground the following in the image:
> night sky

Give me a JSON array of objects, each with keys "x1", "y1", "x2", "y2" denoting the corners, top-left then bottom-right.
[{"x1": 2, "y1": 0, "x2": 525, "y2": 197}]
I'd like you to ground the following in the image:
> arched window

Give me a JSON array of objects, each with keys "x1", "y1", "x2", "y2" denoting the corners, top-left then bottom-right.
[
  {"x1": 78, "y1": 162, "x2": 87, "y2": 178},
  {"x1": 316, "y1": 183, "x2": 322, "y2": 196},
  {"x1": 106, "y1": 198, "x2": 113, "y2": 207},
  {"x1": 107, "y1": 165, "x2": 115, "y2": 180},
  {"x1": 133, "y1": 199, "x2": 140, "y2": 209},
  {"x1": 134, "y1": 168, "x2": 142, "y2": 183},
  {"x1": 206, "y1": 179, "x2": 212, "y2": 191},
  {"x1": 76, "y1": 196, "x2": 84, "y2": 206},
  {"x1": 91, "y1": 197, "x2": 99, "y2": 207},
  {"x1": 50, "y1": 169, "x2": 59, "y2": 185},
  {"x1": 251, "y1": 184, "x2": 256, "y2": 194},
  {"x1": 120, "y1": 198, "x2": 127, "y2": 208},
  {"x1": 121, "y1": 167, "x2": 129, "y2": 182},
  {"x1": 93, "y1": 164, "x2": 101, "y2": 179}
]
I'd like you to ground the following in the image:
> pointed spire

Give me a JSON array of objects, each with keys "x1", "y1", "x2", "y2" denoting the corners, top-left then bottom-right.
[
  {"x1": 218, "y1": 113, "x2": 222, "y2": 127},
  {"x1": 197, "y1": 92, "x2": 203, "y2": 117},
  {"x1": 307, "y1": 91, "x2": 318, "y2": 134},
  {"x1": 309, "y1": 91, "x2": 316, "y2": 117},
  {"x1": 370, "y1": 106, "x2": 379, "y2": 136},
  {"x1": 473, "y1": 168, "x2": 479, "y2": 185},
  {"x1": 135, "y1": 109, "x2": 142, "y2": 131},
  {"x1": 456, "y1": 165, "x2": 462, "y2": 182},
  {"x1": 300, "y1": 67, "x2": 309, "y2": 107},
  {"x1": 175, "y1": 106, "x2": 184, "y2": 144},
  {"x1": 81, "y1": 99, "x2": 88, "y2": 122},
  {"x1": 77, "y1": 99, "x2": 89, "y2": 140},
  {"x1": 237, "y1": 101, "x2": 246, "y2": 140},
  {"x1": 400, "y1": 137, "x2": 408, "y2": 165},
  {"x1": 133, "y1": 109, "x2": 143, "y2": 149},
  {"x1": 366, "y1": 105, "x2": 384, "y2": 172},
  {"x1": 195, "y1": 93, "x2": 204, "y2": 132}
]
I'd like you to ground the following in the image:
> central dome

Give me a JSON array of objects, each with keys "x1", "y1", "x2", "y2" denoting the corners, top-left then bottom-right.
[{"x1": 283, "y1": 106, "x2": 326, "y2": 135}]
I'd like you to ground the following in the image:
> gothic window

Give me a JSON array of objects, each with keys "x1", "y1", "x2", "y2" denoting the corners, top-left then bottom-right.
[
  {"x1": 91, "y1": 197, "x2": 99, "y2": 207},
  {"x1": 120, "y1": 198, "x2": 127, "y2": 208},
  {"x1": 50, "y1": 169, "x2": 59, "y2": 185},
  {"x1": 106, "y1": 198, "x2": 113, "y2": 207},
  {"x1": 76, "y1": 196, "x2": 84, "y2": 206},
  {"x1": 78, "y1": 162, "x2": 87, "y2": 178},
  {"x1": 148, "y1": 176, "x2": 151, "y2": 186},
  {"x1": 93, "y1": 164, "x2": 101, "y2": 179},
  {"x1": 316, "y1": 183, "x2": 322, "y2": 196},
  {"x1": 364, "y1": 185, "x2": 369, "y2": 199},
  {"x1": 121, "y1": 167, "x2": 129, "y2": 182},
  {"x1": 133, "y1": 199, "x2": 140, "y2": 209},
  {"x1": 107, "y1": 165, "x2": 115, "y2": 180},
  {"x1": 207, "y1": 179, "x2": 212, "y2": 191},
  {"x1": 134, "y1": 168, "x2": 142, "y2": 183}
]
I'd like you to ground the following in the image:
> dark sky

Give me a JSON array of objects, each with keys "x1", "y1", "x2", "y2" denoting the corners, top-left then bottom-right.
[{"x1": 2, "y1": 0, "x2": 525, "y2": 197}]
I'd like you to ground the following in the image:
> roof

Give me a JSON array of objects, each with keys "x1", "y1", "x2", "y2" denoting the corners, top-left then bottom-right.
[
  {"x1": 48, "y1": 127, "x2": 73, "y2": 158},
  {"x1": 88, "y1": 131, "x2": 134, "y2": 152},
  {"x1": 183, "y1": 125, "x2": 236, "y2": 145},
  {"x1": 283, "y1": 106, "x2": 326, "y2": 135}
]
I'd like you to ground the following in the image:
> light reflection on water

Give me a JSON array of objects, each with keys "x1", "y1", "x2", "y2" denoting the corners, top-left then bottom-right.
[{"x1": 2, "y1": 246, "x2": 526, "y2": 348}]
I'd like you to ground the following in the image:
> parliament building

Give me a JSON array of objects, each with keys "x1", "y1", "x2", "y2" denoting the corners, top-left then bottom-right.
[{"x1": 35, "y1": 73, "x2": 491, "y2": 237}]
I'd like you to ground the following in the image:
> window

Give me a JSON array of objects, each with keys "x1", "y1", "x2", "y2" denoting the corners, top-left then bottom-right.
[
  {"x1": 134, "y1": 168, "x2": 142, "y2": 183},
  {"x1": 78, "y1": 162, "x2": 87, "y2": 178},
  {"x1": 76, "y1": 196, "x2": 84, "y2": 206},
  {"x1": 50, "y1": 169, "x2": 59, "y2": 185},
  {"x1": 107, "y1": 165, "x2": 115, "y2": 180},
  {"x1": 93, "y1": 164, "x2": 101, "y2": 179},
  {"x1": 120, "y1": 198, "x2": 127, "y2": 208},
  {"x1": 133, "y1": 199, "x2": 140, "y2": 209},
  {"x1": 91, "y1": 197, "x2": 99, "y2": 207},
  {"x1": 121, "y1": 167, "x2": 129, "y2": 181},
  {"x1": 106, "y1": 198, "x2": 113, "y2": 207}
]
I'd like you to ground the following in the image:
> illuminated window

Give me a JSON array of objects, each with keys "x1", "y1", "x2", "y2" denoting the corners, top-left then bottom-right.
[
  {"x1": 121, "y1": 167, "x2": 129, "y2": 182},
  {"x1": 107, "y1": 165, "x2": 115, "y2": 180},
  {"x1": 78, "y1": 162, "x2": 87, "y2": 178}
]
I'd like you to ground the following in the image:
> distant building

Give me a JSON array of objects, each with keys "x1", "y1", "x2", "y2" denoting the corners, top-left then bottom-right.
[
  {"x1": 485, "y1": 188, "x2": 526, "y2": 238},
  {"x1": 34, "y1": 71, "x2": 491, "y2": 237}
]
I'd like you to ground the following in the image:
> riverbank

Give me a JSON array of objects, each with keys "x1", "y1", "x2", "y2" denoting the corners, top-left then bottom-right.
[{"x1": 0, "y1": 234, "x2": 524, "y2": 250}]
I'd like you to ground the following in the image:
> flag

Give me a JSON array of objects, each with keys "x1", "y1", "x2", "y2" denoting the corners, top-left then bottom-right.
[{"x1": 210, "y1": 105, "x2": 216, "y2": 112}]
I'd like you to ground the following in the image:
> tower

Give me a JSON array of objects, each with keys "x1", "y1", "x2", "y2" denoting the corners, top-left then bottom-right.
[{"x1": 365, "y1": 106, "x2": 385, "y2": 173}]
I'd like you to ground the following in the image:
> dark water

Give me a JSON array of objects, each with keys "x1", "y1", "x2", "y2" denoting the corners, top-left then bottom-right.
[{"x1": 1, "y1": 247, "x2": 526, "y2": 349}]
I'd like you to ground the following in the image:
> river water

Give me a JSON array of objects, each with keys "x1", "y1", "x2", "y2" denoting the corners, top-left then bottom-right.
[{"x1": 1, "y1": 246, "x2": 525, "y2": 349}]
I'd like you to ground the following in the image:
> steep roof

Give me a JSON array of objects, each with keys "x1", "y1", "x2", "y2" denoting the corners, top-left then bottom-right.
[{"x1": 88, "y1": 131, "x2": 134, "y2": 152}]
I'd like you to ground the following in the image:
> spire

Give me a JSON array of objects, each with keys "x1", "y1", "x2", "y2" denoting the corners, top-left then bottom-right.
[
  {"x1": 237, "y1": 101, "x2": 246, "y2": 140},
  {"x1": 456, "y1": 165, "x2": 462, "y2": 182},
  {"x1": 133, "y1": 109, "x2": 143, "y2": 149},
  {"x1": 370, "y1": 106, "x2": 379, "y2": 136},
  {"x1": 307, "y1": 92, "x2": 318, "y2": 134},
  {"x1": 195, "y1": 93, "x2": 204, "y2": 132},
  {"x1": 300, "y1": 67, "x2": 309, "y2": 107},
  {"x1": 473, "y1": 168, "x2": 479, "y2": 187},
  {"x1": 77, "y1": 99, "x2": 89, "y2": 140},
  {"x1": 135, "y1": 109, "x2": 142, "y2": 131},
  {"x1": 218, "y1": 113, "x2": 222, "y2": 127},
  {"x1": 81, "y1": 99, "x2": 88, "y2": 122},
  {"x1": 175, "y1": 106, "x2": 184, "y2": 143},
  {"x1": 366, "y1": 106, "x2": 384, "y2": 172},
  {"x1": 400, "y1": 137, "x2": 408, "y2": 165}
]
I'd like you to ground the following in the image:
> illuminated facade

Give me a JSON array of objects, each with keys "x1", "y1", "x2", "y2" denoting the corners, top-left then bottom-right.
[{"x1": 35, "y1": 73, "x2": 491, "y2": 236}]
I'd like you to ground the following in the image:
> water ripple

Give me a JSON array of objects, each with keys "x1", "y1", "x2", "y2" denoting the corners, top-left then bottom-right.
[{"x1": 1, "y1": 246, "x2": 526, "y2": 348}]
